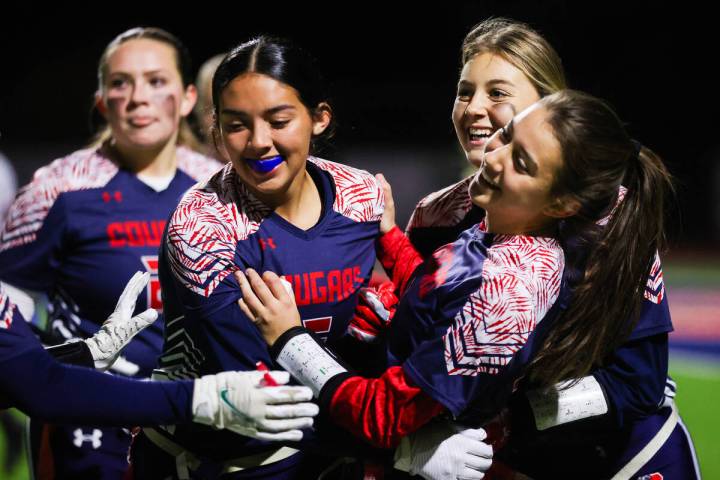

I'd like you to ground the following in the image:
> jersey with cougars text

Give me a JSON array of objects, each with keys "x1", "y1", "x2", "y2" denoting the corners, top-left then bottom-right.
[
  {"x1": 406, "y1": 179, "x2": 672, "y2": 340},
  {"x1": 386, "y1": 222, "x2": 566, "y2": 419},
  {"x1": 0, "y1": 144, "x2": 222, "y2": 377},
  {"x1": 152, "y1": 157, "x2": 383, "y2": 459}
]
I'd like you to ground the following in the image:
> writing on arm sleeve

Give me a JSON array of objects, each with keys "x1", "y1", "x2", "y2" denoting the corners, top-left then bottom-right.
[{"x1": 271, "y1": 326, "x2": 445, "y2": 450}]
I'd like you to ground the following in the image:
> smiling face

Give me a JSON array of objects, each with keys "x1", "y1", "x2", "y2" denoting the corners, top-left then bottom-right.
[
  {"x1": 217, "y1": 73, "x2": 329, "y2": 201},
  {"x1": 452, "y1": 52, "x2": 542, "y2": 168},
  {"x1": 97, "y1": 38, "x2": 196, "y2": 153},
  {"x1": 469, "y1": 103, "x2": 563, "y2": 235}
]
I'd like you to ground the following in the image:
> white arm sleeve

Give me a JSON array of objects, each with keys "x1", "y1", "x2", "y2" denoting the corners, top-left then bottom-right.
[
  {"x1": 276, "y1": 332, "x2": 347, "y2": 397},
  {"x1": 526, "y1": 375, "x2": 609, "y2": 430}
]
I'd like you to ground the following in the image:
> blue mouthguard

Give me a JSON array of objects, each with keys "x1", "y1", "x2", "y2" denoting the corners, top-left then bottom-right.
[{"x1": 244, "y1": 155, "x2": 284, "y2": 173}]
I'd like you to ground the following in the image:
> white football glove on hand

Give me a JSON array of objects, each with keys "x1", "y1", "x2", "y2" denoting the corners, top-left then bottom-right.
[
  {"x1": 192, "y1": 370, "x2": 318, "y2": 441},
  {"x1": 84, "y1": 271, "x2": 158, "y2": 371},
  {"x1": 394, "y1": 419, "x2": 493, "y2": 480}
]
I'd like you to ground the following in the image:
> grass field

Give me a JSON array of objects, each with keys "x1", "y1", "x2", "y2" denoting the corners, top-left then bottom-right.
[
  {"x1": 665, "y1": 256, "x2": 720, "y2": 477},
  {"x1": 669, "y1": 357, "x2": 720, "y2": 478},
  {"x1": 0, "y1": 409, "x2": 28, "y2": 479}
]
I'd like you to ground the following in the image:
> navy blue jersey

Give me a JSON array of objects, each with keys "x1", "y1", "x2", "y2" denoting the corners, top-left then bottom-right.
[
  {"x1": 324, "y1": 222, "x2": 569, "y2": 448},
  {"x1": 0, "y1": 144, "x2": 222, "y2": 377},
  {"x1": 406, "y1": 179, "x2": 673, "y2": 428},
  {"x1": 388, "y1": 224, "x2": 565, "y2": 419},
  {"x1": 406, "y1": 178, "x2": 673, "y2": 341},
  {"x1": 326, "y1": 218, "x2": 674, "y2": 446},
  {"x1": 0, "y1": 285, "x2": 193, "y2": 425},
  {"x1": 153, "y1": 157, "x2": 383, "y2": 459}
]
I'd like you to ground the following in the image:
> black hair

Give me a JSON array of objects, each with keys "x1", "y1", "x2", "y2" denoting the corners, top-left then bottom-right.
[{"x1": 212, "y1": 36, "x2": 335, "y2": 153}]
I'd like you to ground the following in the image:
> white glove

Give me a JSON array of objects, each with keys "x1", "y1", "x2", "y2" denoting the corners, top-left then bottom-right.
[
  {"x1": 395, "y1": 419, "x2": 493, "y2": 480},
  {"x1": 85, "y1": 272, "x2": 158, "y2": 371},
  {"x1": 192, "y1": 370, "x2": 319, "y2": 441}
]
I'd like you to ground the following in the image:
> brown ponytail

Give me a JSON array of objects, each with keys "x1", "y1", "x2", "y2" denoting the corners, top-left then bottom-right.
[{"x1": 525, "y1": 90, "x2": 674, "y2": 387}]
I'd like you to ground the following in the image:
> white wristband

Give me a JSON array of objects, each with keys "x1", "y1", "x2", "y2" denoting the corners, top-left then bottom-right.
[
  {"x1": 526, "y1": 375, "x2": 608, "y2": 430},
  {"x1": 276, "y1": 333, "x2": 347, "y2": 397}
]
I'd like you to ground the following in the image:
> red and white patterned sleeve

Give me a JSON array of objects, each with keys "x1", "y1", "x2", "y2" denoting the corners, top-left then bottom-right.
[
  {"x1": 1, "y1": 149, "x2": 117, "y2": 252},
  {"x1": 444, "y1": 236, "x2": 564, "y2": 376},
  {"x1": 405, "y1": 176, "x2": 474, "y2": 233},
  {"x1": 165, "y1": 166, "x2": 269, "y2": 297},
  {"x1": 309, "y1": 157, "x2": 384, "y2": 224}
]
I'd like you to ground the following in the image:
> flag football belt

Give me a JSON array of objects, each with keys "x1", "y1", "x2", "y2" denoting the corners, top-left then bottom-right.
[
  {"x1": 144, "y1": 427, "x2": 299, "y2": 479},
  {"x1": 610, "y1": 401, "x2": 679, "y2": 480}
]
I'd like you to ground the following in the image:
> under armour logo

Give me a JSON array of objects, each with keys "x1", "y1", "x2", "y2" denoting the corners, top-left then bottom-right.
[
  {"x1": 102, "y1": 191, "x2": 123, "y2": 203},
  {"x1": 259, "y1": 237, "x2": 277, "y2": 250},
  {"x1": 72, "y1": 428, "x2": 102, "y2": 449}
]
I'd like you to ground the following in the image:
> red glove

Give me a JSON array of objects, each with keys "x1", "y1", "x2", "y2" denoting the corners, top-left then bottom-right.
[{"x1": 347, "y1": 282, "x2": 399, "y2": 343}]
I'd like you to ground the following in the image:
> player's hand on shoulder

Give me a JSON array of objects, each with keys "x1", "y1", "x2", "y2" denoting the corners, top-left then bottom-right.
[
  {"x1": 376, "y1": 173, "x2": 396, "y2": 234},
  {"x1": 236, "y1": 268, "x2": 300, "y2": 346}
]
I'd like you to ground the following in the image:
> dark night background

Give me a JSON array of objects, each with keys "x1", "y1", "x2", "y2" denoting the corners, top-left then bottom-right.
[
  {"x1": 1, "y1": 1, "x2": 718, "y2": 249},
  {"x1": 0, "y1": 4, "x2": 719, "y2": 477}
]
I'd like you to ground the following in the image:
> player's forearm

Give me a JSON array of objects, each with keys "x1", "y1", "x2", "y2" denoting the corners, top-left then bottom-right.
[
  {"x1": 327, "y1": 366, "x2": 446, "y2": 449},
  {"x1": 1, "y1": 347, "x2": 193, "y2": 425},
  {"x1": 377, "y1": 226, "x2": 423, "y2": 295},
  {"x1": 504, "y1": 333, "x2": 669, "y2": 443},
  {"x1": 271, "y1": 326, "x2": 445, "y2": 449}
]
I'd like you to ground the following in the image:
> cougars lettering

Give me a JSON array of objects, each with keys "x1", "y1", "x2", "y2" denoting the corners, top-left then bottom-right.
[{"x1": 284, "y1": 266, "x2": 363, "y2": 306}]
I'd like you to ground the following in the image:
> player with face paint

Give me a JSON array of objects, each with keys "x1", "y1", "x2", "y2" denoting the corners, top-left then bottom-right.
[{"x1": 0, "y1": 28, "x2": 223, "y2": 479}]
